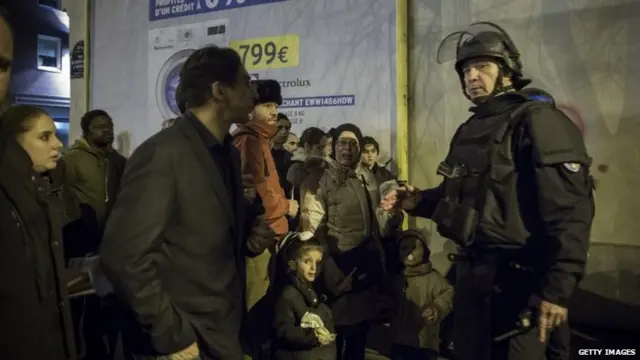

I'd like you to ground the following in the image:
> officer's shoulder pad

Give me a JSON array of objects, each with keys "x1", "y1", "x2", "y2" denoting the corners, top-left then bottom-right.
[{"x1": 523, "y1": 104, "x2": 590, "y2": 166}]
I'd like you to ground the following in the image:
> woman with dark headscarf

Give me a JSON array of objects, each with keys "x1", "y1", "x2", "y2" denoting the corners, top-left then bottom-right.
[
  {"x1": 0, "y1": 105, "x2": 77, "y2": 360},
  {"x1": 300, "y1": 123, "x2": 401, "y2": 360}
]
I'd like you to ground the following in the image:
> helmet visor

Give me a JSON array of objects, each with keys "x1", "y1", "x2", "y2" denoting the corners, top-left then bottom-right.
[{"x1": 436, "y1": 22, "x2": 515, "y2": 64}]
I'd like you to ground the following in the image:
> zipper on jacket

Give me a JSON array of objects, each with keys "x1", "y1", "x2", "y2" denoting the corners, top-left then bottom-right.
[{"x1": 104, "y1": 158, "x2": 109, "y2": 203}]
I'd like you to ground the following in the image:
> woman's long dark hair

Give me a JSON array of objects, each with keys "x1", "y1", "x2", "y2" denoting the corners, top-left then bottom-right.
[{"x1": 0, "y1": 104, "x2": 49, "y2": 137}]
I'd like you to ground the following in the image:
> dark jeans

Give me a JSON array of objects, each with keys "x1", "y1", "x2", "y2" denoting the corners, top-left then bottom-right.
[
  {"x1": 391, "y1": 344, "x2": 438, "y2": 360},
  {"x1": 336, "y1": 323, "x2": 369, "y2": 360},
  {"x1": 454, "y1": 260, "x2": 547, "y2": 360},
  {"x1": 71, "y1": 294, "x2": 126, "y2": 360}
]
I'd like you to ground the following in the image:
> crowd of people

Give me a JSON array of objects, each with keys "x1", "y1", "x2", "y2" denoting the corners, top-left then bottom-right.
[{"x1": 1, "y1": 8, "x2": 594, "y2": 360}]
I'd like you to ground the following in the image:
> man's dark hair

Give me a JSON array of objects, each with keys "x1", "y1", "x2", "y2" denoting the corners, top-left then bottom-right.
[
  {"x1": 299, "y1": 127, "x2": 325, "y2": 147},
  {"x1": 277, "y1": 112, "x2": 291, "y2": 124},
  {"x1": 175, "y1": 82, "x2": 186, "y2": 114},
  {"x1": 0, "y1": 6, "x2": 12, "y2": 33},
  {"x1": 81, "y1": 109, "x2": 111, "y2": 134},
  {"x1": 362, "y1": 136, "x2": 380, "y2": 153},
  {"x1": 179, "y1": 45, "x2": 243, "y2": 109}
]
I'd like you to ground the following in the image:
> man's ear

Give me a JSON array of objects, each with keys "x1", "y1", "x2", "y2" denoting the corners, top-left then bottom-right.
[
  {"x1": 498, "y1": 66, "x2": 514, "y2": 87},
  {"x1": 211, "y1": 82, "x2": 225, "y2": 102},
  {"x1": 501, "y1": 75, "x2": 513, "y2": 87}
]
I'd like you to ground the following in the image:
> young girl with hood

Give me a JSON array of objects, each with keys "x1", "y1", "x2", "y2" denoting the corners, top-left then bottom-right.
[
  {"x1": 272, "y1": 232, "x2": 337, "y2": 360},
  {"x1": 388, "y1": 229, "x2": 454, "y2": 360}
]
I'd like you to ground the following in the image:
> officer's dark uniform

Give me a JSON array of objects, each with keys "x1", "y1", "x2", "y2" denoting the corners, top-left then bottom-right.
[
  {"x1": 408, "y1": 23, "x2": 595, "y2": 360},
  {"x1": 521, "y1": 87, "x2": 572, "y2": 360}
]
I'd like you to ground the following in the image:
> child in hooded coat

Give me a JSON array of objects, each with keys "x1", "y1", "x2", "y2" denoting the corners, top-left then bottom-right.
[
  {"x1": 388, "y1": 229, "x2": 454, "y2": 360},
  {"x1": 272, "y1": 232, "x2": 337, "y2": 360}
]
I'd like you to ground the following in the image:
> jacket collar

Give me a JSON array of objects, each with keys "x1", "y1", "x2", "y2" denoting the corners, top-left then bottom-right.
[
  {"x1": 289, "y1": 273, "x2": 321, "y2": 308},
  {"x1": 237, "y1": 119, "x2": 278, "y2": 139},
  {"x1": 69, "y1": 137, "x2": 111, "y2": 159},
  {"x1": 402, "y1": 262, "x2": 433, "y2": 277},
  {"x1": 0, "y1": 135, "x2": 34, "y2": 180}
]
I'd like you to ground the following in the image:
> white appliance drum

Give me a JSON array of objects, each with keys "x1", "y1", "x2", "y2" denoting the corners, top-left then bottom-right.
[{"x1": 155, "y1": 48, "x2": 195, "y2": 119}]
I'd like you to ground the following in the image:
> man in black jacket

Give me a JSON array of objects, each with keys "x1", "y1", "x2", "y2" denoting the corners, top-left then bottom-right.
[
  {"x1": 381, "y1": 22, "x2": 594, "y2": 360},
  {"x1": 100, "y1": 45, "x2": 276, "y2": 360}
]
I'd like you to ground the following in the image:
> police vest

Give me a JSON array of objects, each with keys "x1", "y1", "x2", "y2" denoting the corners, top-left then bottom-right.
[{"x1": 431, "y1": 101, "x2": 551, "y2": 248}]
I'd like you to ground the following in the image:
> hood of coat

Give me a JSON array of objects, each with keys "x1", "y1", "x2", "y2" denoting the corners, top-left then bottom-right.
[
  {"x1": 290, "y1": 148, "x2": 305, "y2": 162},
  {"x1": 397, "y1": 229, "x2": 433, "y2": 274},
  {"x1": 67, "y1": 137, "x2": 116, "y2": 169},
  {"x1": 288, "y1": 150, "x2": 335, "y2": 186},
  {"x1": 397, "y1": 229, "x2": 429, "y2": 249}
]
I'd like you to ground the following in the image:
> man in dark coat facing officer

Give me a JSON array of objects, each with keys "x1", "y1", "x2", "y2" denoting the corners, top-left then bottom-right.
[
  {"x1": 381, "y1": 22, "x2": 594, "y2": 360},
  {"x1": 100, "y1": 45, "x2": 277, "y2": 360}
]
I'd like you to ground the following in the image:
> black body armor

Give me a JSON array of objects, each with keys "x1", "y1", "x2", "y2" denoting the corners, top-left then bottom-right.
[{"x1": 432, "y1": 100, "x2": 555, "y2": 247}]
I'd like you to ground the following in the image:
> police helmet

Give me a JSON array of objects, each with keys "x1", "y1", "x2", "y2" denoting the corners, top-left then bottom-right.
[{"x1": 437, "y1": 22, "x2": 530, "y2": 90}]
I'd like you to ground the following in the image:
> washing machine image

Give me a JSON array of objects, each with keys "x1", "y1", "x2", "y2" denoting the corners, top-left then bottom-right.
[{"x1": 147, "y1": 19, "x2": 229, "y2": 122}]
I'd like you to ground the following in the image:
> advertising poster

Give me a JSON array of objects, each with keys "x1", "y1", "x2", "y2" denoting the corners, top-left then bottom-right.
[
  {"x1": 148, "y1": 19, "x2": 230, "y2": 121},
  {"x1": 147, "y1": 0, "x2": 396, "y2": 156}
]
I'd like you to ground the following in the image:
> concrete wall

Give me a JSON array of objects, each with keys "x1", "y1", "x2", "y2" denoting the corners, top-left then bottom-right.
[
  {"x1": 60, "y1": 0, "x2": 89, "y2": 144},
  {"x1": 409, "y1": 0, "x2": 640, "y2": 328}
]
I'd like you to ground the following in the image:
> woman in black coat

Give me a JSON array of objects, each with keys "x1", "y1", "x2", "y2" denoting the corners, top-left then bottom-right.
[{"x1": 0, "y1": 105, "x2": 77, "y2": 360}]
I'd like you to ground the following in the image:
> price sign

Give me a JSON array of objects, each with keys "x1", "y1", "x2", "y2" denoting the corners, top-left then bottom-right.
[{"x1": 230, "y1": 34, "x2": 299, "y2": 71}]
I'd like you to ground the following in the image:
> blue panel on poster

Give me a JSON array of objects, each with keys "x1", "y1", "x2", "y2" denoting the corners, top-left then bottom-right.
[{"x1": 150, "y1": 0, "x2": 287, "y2": 21}]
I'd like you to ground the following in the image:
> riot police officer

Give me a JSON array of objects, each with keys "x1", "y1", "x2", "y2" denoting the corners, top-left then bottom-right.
[{"x1": 381, "y1": 22, "x2": 594, "y2": 360}]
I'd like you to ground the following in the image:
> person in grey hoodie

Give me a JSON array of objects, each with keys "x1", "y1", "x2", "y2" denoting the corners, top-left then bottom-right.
[
  {"x1": 286, "y1": 126, "x2": 327, "y2": 230},
  {"x1": 388, "y1": 229, "x2": 453, "y2": 360}
]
